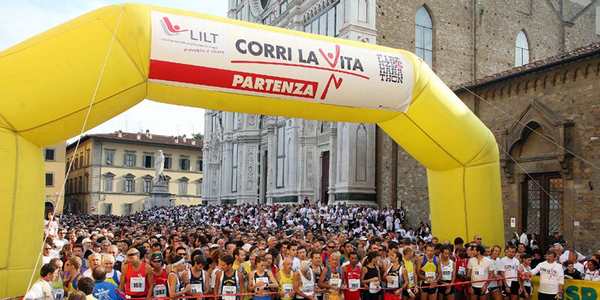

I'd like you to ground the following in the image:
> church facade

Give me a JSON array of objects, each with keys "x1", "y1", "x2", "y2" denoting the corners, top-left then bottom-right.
[{"x1": 203, "y1": 0, "x2": 378, "y2": 205}]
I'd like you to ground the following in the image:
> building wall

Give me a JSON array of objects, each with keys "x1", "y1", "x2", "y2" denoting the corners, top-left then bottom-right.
[
  {"x1": 456, "y1": 53, "x2": 600, "y2": 252},
  {"x1": 43, "y1": 142, "x2": 66, "y2": 213},
  {"x1": 375, "y1": 0, "x2": 600, "y2": 226},
  {"x1": 65, "y1": 137, "x2": 203, "y2": 215}
]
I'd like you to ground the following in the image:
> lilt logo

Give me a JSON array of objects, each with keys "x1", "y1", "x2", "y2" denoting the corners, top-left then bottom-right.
[
  {"x1": 160, "y1": 17, "x2": 189, "y2": 35},
  {"x1": 160, "y1": 16, "x2": 219, "y2": 44}
]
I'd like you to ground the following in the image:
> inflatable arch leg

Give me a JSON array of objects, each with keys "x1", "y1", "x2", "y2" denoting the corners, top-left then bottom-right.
[{"x1": 0, "y1": 4, "x2": 504, "y2": 297}]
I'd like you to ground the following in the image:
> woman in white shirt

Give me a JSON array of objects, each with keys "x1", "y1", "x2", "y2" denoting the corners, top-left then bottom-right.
[
  {"x1": 583, "y1": 260, "x2": 600, "y2": 281},
  {"x1": 530, "y1": 251, "x2": 564, "y2": 300}
]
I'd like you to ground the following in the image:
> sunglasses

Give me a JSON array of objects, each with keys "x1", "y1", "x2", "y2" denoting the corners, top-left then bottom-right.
[
  {"x1": 127, "y1": 253, "x2": 139, "y2": 257},
  {"x1": 177, "y1": 252, "x2": 186, "y2": 256}
]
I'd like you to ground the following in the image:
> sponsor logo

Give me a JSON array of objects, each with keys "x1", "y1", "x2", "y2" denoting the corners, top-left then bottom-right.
[
  {"x1": 377, "y1": 54, "x2": 405, "y2": 84},
  {"x1": 232, "y1": 39, "x2": 369, "y2": 100},
  {"x1": 565, "y1": 285, "x2": 597, "y2": 300},
  {"x1": 160, "y1": 16, "x2": 219, "y2": 44}
]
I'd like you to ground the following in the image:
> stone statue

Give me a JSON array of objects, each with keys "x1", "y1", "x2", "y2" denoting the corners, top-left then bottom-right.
[{"x1": 155, "y1": 150, "x2": 165, "y2": 182}]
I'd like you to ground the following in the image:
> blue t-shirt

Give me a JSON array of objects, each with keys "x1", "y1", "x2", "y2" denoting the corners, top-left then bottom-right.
[{"x1": 93, "y1": 280, "x2": 122, "y2": 300}]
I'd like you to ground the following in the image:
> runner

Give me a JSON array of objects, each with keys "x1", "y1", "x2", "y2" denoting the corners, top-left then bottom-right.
[
  {"x1": 91, "y1": 266, "x2": 120, "y2": 300},
  {"x1": 418, "y1": 243, "x2": 440, "y2": 300},
  {"x1": 215, "y1": 254, "x2": 245, "y2": 300},
  {"x1": 361, "y1": 251, "x2": 382, "y2": 300},
  {"x1": 439, "y1": 245, "x2": 456, "y2": 300},
  {"x1": 342, "y1": 252, "x2": 361, "y2": 300},
  {"x1": 530, "y1": 251, "x2": 564, "y2": 300},
  {"x1": 249, "y1": 256, "x2": 278, "y2": 300},
  {"x1": 453, "y1": 247, "x2": 470, "y2": 300},
  {"x1": 319, "y1": 252, "x2": 342, "y2": 300},
  {"x1": 64, "y1": 256, "x2": 83, "y2": 296},
  {"x1": 24, "y1": 263, "x2": 58, "y2": 300},
  {"x1": 467, "y1": 244, "x2": 493, "y2": 300},
  {"x1": 101, "y1": 254, "x2": 121, "y2": 288},
  {"x1": 277, "y1": 257, "x2": 295, "y2": 300},
  {"x1": 485, "y1": 246, "x2": 502, "y2": 300},
  {"x1": 498, "y1": 245, "x2": 520, "y2": 300},
  {"x1": 82, "y1": 253, "x2": 102, "y2": 279},
  {"x1": 517, "y1": 254, "x2": 533, "y2": 300},
  {"x1": 309, "y1": 251, "x2": 324, "y2": 300},
  {"x1": 189, "y1": 254, "x2": 210, "y2": 297},
  {"x1": 47, "y1": 258, "x2": 65, "y2": 300},
  {"x1": 119, "y1": 247, "x2": 151, "y2": 299},
  {"x1": 167, "y1": 254, "x2": 191, "y2": 298},
  {"x1": 383, "y1": 247, "x2": 403, "y2": 300},
  {"x1": 294, "y1": 261, "x2": 316, "y2": 300},
  {"x1": 402, "y1": 247, "x2": 418, "y2": 300},
  {"x1": 147, "y1": 253, "x2": 169, "y2": 299}
]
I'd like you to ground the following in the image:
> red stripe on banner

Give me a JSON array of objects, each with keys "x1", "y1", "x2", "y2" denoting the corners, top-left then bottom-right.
[{"x1": 149, "y1": 60, "x2": 319, "y2": 99}]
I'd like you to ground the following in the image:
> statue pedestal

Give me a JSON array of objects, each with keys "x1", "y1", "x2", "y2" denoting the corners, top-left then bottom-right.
[{"x1": 144, "y1": 177, "x2": 173, "y2": 209}]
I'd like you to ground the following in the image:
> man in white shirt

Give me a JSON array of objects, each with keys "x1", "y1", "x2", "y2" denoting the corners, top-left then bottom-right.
[
  {"x1": 24, "y1": 263, "x2": 58, "y2": 300},
  {"x1": 468, "y1": 244, "x2": 494, "y2": 299},
  {"x1": 531, "y1": 251, "x2": 564, "y2": 300},
  {"x1": 498, "y1": 245, "x2": 520, "y2": 300}
]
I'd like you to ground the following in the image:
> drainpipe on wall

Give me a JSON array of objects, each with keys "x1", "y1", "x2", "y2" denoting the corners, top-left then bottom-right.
[
  {"x1": 472, "y1": 0, "x2": 478, "y2": 82},
  {"x1": 391, "y1": 143, "x2": 398, "y2": 209}
]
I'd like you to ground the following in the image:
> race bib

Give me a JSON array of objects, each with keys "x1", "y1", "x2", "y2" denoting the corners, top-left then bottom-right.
[
  {"x1": 154, "y1": 284, "x2": 167, "y2": 297},
  {"x1": 329, "y1": 278, "x2": 342, "y2": 288},
  {"x1": 369, "y1": 280, "x2": 380, "y2": 294},
  {"x1": 302, "y1": 282, "x2": 315, "y2": 295},
  {"x1": 349, "y1": 278, "x2": 361, "y2": 291},
  {"x1": 191, "y1": 283, "x2": 203, "y2": 294},
  {"x1": 442, "y1": 270, "x2": 452, "y2": 281},
  {"x1": 426, "y1": 272, "x2": 436, "y2": 281},
  {"x1": 256, "y1": 277, "x2": 269, "y2": 286},
  {"x1": 458, "y1": 266, "x2": 466, "y2": 276},
  {"x1": 408, "y1": 272, "x2": 415, "y2": 285},
  {"x1": 52, "y1": 288, "x2": 65, "y2": 300},
  {"x1": 223, "y1": 285, "x2": 237, "y2": 300},
  {"x1": 130, "y1": 276, "x2": 145, "y2": 293},
  {"x1": 474, "y1": 268, "x2": 481, "y2": 276},
  {"x1": 387, "y1": 276, "x2": 399, "y2": 289},
  {"x1": 283, "y1": 283, "x2": 293, "y2": 295}
]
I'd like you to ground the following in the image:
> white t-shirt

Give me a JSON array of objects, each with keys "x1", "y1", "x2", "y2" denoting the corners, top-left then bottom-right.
[
  {"x1": 531, "y1": 261, "x2": 564, "y2": 295},
  {"x1": 54, "y1": 238, "x2": 68, "y2": 251},
  {"x1": 24, "y1": 279, "x2": 53, "y2": 300},
  {"x1": 486, "y1": 257, "x2": 499, "y2": 288},
  {"x1": 468, "y1": 257, "x2": 492, "y2": 288},
  {"x1": 498, "y1": 256, "x2": 520, "y2": 285},
  {"x1": 584, "y1": 270, "x2": 600, "y2": 281},
  {"x1": 559, "y1": 250, "x2": 585, "y2": 264}
]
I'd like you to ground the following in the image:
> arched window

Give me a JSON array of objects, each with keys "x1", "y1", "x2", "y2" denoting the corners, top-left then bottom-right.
[
  {"x1": 515, "y1": 31, "x2": 530, "y2": 66},
  {"x1": 415, "y1": 6, "x2": 433, "y2": 66}
]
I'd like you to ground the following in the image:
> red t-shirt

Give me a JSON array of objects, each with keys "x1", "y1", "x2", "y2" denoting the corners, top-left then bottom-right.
[
  {"x1": 344, "y1": 264, "x2": 361, "y2": 300},
  {"x1": 454, "y1": 257, "x2": 469, "y2": 292},
  {"x1": 124, "y1": 262, "x2": 148, "y2": 297}
]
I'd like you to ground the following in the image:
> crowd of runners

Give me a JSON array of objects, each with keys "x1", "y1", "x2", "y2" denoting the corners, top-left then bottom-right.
[{"x1": 26, "y1": 204, "x2": 600, "y2": 300}]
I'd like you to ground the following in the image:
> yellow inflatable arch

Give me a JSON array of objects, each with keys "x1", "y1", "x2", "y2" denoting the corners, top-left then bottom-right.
[{"x1": 0, "y1": 4, "x2": 504, "y2": 296}]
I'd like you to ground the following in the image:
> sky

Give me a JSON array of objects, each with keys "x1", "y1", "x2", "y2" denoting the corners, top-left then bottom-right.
[{"x1": 0, "y1": 0, "x2": 228, "y2": 139}]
